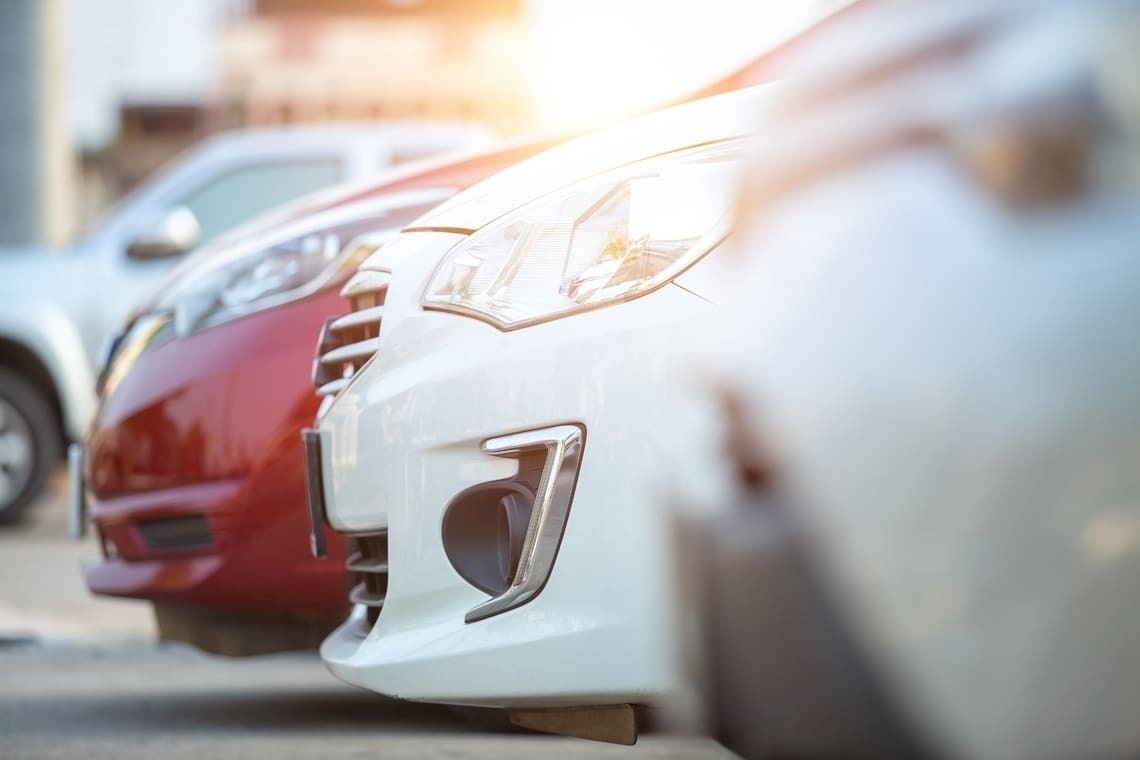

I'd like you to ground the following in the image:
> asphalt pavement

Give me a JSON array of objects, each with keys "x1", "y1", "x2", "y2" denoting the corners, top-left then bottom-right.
[{"x1": 0, "y1": 471, "x2": 735, "y2": 759}]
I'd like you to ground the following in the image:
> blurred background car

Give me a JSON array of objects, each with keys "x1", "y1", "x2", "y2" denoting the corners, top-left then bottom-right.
[
  {"x1": 80, "y1": 139, "x2": 553, "y2": 655},
  {"x1": 310, "y1": 84, "x2": 778, "y2": 744},
  {"x1": 0, "y1": 121, "x2": 490, "y2": 524},
  {"x1": 683, "y1": 0, "x2": 1140, "y2": 758}
]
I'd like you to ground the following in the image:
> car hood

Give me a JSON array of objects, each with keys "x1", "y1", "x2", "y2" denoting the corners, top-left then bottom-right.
[{"x1": 409, "y1": 85, "x2": 779, "y2": 233}]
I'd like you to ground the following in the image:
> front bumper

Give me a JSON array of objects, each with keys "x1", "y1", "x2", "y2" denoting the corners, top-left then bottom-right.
[
  {"x1": 83, "y1": 288, "x2": 349, "y2": 614},
  {"x1": 318, "y1": 282, "x2": 718, "y2": 708},
  {"x1": 85, "y1": 476, "x2": 345, "y2": 613}
]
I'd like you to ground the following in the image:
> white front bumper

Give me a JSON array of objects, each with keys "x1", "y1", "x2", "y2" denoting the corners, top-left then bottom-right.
[{"x1": 318, "y1": 279, "x2": 716, "y2": 708}]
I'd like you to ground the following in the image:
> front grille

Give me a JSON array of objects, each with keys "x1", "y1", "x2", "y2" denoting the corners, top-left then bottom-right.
[
  {"x1": 347, "y1": 532, "x2": 388, "y2": 626},
  {"x1": 315, "y1": 270, "x2": 392, "y2": 628},
  {"x1": 137, "y1": 515, "x2": 213, "y2": 552},
  {"x1": 313, "y1": 270, "x2": 390, "y2": 399}
]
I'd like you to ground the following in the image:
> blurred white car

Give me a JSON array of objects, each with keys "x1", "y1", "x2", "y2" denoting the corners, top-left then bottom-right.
[
  {"x1": 308, "y1": 86, "x2": 774, "y2": 743},
  {"x1": 690, "y1": 1, "x2": 1140, "y2": 759},
  {"x1": 0, "y1": 121, "x2": 490, "y2": 521}
]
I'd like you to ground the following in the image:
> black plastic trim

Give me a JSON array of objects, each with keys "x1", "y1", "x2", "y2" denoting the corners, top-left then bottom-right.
[{"x1": 301, "y1": 428, "x2": 329, "y2": 560}]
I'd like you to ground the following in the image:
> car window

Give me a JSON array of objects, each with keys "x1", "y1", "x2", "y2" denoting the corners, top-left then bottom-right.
[{"x1": 177, "y1": 160, "x2": 343, "y2": 245}]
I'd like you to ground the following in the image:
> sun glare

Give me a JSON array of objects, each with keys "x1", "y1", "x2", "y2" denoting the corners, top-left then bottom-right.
[{"x1": 526, "y1": 0, "x2": 823, "y2": 131}]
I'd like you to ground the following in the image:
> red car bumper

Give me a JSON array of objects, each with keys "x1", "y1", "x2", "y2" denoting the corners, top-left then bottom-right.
[{"x1": 84, "y1": 286, "x2": 347, "y2": 616}]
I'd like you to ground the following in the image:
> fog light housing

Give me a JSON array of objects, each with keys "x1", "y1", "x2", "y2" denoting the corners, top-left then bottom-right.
[{"x1": 442, "y1": 481, "x2": 536, "y2": 596}]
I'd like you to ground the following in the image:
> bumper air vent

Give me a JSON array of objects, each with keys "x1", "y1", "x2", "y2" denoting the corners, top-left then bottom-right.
[{"x1": 137, "y1": 515, "x2": 213, "y2": 552}]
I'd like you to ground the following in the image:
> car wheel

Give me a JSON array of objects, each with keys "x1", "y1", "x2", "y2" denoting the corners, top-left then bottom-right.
[{"x1": 0, "y1": 368, "x2": 60, "y2": 525}]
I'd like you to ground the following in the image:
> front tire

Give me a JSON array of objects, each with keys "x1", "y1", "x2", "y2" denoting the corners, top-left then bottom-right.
[{"x1": 0, "y1": 368, "x2": 60, "y2": 525}]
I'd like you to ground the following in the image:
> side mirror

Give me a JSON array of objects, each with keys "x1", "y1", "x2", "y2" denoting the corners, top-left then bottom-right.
[{"x1": 126, "y1": 206, "x2": 201, "y2": 261}]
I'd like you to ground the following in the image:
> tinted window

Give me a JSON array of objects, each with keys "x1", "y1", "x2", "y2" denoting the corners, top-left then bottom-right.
[{"x1": 178, "y1": 160, "x2": 343, "y2": 244}]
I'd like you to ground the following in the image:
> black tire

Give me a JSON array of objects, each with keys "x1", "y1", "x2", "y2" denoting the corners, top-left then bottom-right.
[{"x1": 0, "y1": 368, "x2": 60, "y2": 525}]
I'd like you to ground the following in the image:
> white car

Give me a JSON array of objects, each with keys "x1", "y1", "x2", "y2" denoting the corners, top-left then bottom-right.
[
  {"x1": 692, "y1": 1, "x2": 1140, "y2": 759},
  {"x1": 308, "y1": 86, "x2": 773, "y2": 743},
  {"x1": 0, "y1": 121, "x2": 490, "y2": 521}
]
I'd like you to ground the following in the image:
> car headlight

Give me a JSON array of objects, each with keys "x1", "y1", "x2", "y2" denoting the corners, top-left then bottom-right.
[
  {"x1": 423, "y1": 140, "x2": 747, "y2": 329},
  {"x1": 147, "y1": 188, "x2": 455, "y2": 337},
  {"x1": 165, "y1": 231, "x2": 391, "y2": 337}
]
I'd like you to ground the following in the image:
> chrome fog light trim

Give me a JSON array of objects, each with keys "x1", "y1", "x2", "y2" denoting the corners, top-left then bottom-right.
[{"x1": 465, "y1": 424, "x2": 585, "y2": 623}]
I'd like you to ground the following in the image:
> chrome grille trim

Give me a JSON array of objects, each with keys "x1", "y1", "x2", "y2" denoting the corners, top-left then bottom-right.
[
  {"x1": 341, "y1": 270, "x2": 391, "y2": 298},
  {"x1": 349, "y1": 583, "x2": 387, "y2": 607},
  {"x1": 330, "y1": 305, "x2": 385, "y2": 332},
  {"x1": 319, "y1": 338, "x2": 382, "y2": 367},
  {"x1": 345, "y1": 552, "x2": 388, "y2": 574},
  {"x1": 311, "y1": 268, "x2": 390, "y2": 402},
  {"x1": 316, "y1": 378, "x2": 350, "y2": 398},
  {"x1": 346, "y1": 532, "x2": 389, "y2": 626}
]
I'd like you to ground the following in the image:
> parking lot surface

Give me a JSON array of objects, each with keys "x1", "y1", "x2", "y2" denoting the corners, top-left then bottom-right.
[{"x1": 0, "y1": 472, "x2": 734, "y2": 759}]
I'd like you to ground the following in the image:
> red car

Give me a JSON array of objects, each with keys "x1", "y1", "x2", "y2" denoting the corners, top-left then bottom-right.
[{"x1": 80, "y1": 140, "x2": 552, "y2": 655}]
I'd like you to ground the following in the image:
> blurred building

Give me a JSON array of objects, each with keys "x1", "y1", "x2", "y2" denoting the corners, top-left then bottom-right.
[
  {"x1": 67, "y1": 0, "x2": 525, "y2": 230},
  {"x1": 217, "y1": 1, "x2": 525, "y2": 133},
  {"x1": 2, "y1": 0, "x2": 838, "y2": 246},
  {"x1": 0, "y1": 0, "x2": 71, "y2": 246},
  {"x1": 524, "y1": 0, "x2": 840, "y2": 131},
  {"x1": 67, "y1": 0, "x2": 246, "y2": 232}
]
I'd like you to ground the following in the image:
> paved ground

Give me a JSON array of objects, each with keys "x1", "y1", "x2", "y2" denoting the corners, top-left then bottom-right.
[
  {"x1": 0, "y1": 470, "x2": 156, "y2": 643},
  {"x1": 0, "y1": 472, "x2": 735, "y2": 759}
]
